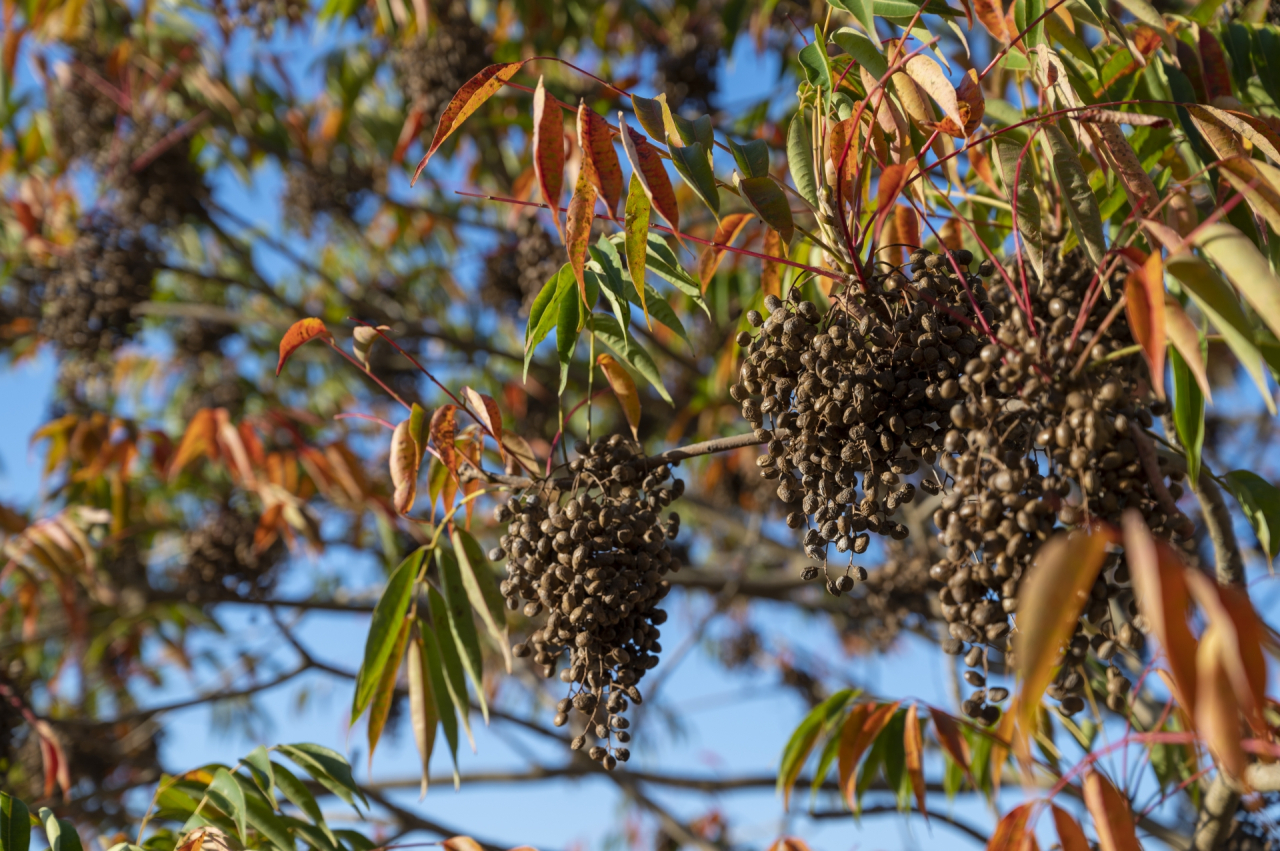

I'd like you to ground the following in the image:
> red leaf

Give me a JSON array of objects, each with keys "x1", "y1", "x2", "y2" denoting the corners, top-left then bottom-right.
[
  {"x1": 697, "y1": 212, "x2": 754, "y2": 291},
  {"x1": 928, "y1": 707, "x2": 972, "y2": 779},
  {"x1": 1198, "y1": 29, "x2": 1234, "y2": 104},
  {"x1": 973, "y1": 0, "x2": 1007, "y2": 42},
  {"x1": 1083, "y1": 771, "x2": 1141, "y2": 851},
  {"x1": 412, "y1": 61, "x2": 529, "y2": 185},
  {"x1": 276, "y1": 318, "x2": 330, "y2": 375},
  {"x1": 532, "y1": 77, "x2": 566, "y2": 241},
  {"x1": 619, "y1": 116, "x2": 680, "y2": 236},
  {"x1": 578, "y1": 104, "x2": 623, "y2": 216},
  {"x1": 894, "y1": 206, "x2": 920, "y2": 251},
  {"x1": 564, "y1": 154, "x2": 599, "y2": 305},
  {"x1": 1123, "y1": 252, "x2": 1167, "y2": 400}
]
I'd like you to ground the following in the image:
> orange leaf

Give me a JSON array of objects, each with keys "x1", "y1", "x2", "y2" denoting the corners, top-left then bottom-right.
[
  {"x1": 1195, "y1": 625, "x2": 1248, "y2": 778},
  {"x1": 837, "y1": 701, "x2": 900, "y2": 808},
  {"x1": 894, "y1": 206, "x2": 920, "y2": 251},
  {"x1": 956, "y1": 69, "x2": 985, "y2": 136},
  {"x1": 392, "y1": 106, "x2": 423, "y2": 165},
  {"x1": 762, "y1": 227, "x2": 784, "y2": 299},
  {"x1": 905, "y1": 55, "x2": 967, "y2": 138},
  {"x1": 766, "y1": 839, "x2": 812, "y2": 851},
  {"x1": 987, "y1": 803, "x2": 1035, "y2": 851},
  {"x1": 903, "y1": 704, "x2": 927, "y2": 819},
  {"x1": 564, "y1": 153, "x2": 598, "y2": 305},
  {"x1": 973, "y1": 0, "x2": 1007, "y2": 42},
  {"x1": 390, "y1": 419, "x2": 420, "y2": 515},
  {"x1": 1124, "y1": 252, "x2": 1167, "y2": 400},
  {"x1": 1050, "y1": 805, "x2": 1091, "y2": 851},
  {"x1": 1164, "y1": 297, "x2": 1212, "y2": 401},
  {"x1": 1082, "y1": 771, "x2": 1141, "y2": 851},
  {"x1": 532, "y1": 77, "x2": 566, "y2": 242},
  {"x1": 413, "y1": 61, "x2": 529, "y2": 184},
  {"x1": 462, "y1": 386, "x2": 504, "y2": 448},
  {"x1": 596, "y1": 354, "x2": 641, "y2": 440},
  {"x1": 619, "y1": 116, "x2": 680, "y2": 236},
  {"x1": 276, "y1": 318, "x2": 331, "y2": 375},
  {"x1": 1015, "y1": 527, "x2": 1113, "y2": 734},
  {"x1": 442, "y1": 838, "x2": 485, "y2": 851},
  {"x1": 1184, "y1": 570, "x2": 1269, "y2": 736},
  {"x1": 1123, "y1": 511, "x2": 1199, "y2": 714},
  {"x1": 169, "y1": 408, "x2": 219, "y2": 481},
  {"x1": 578, "y1": 104, "x2": 623, "y2": 216},
  {"x1": 970, "y1": 148, "x2": 1000, "y2": 194},
  {"x1": 430, "y1": 405, "x2": 459, "y2": 484},
  {"x1": 1199, "y1": 29, "x2": 1234, "y2": 104},
  {"x1": 928, "y1": 707, "x2": 972, "y2": 779},
  {"x1": 697, "y1": 212, "x2": 753, "y2": 291}
]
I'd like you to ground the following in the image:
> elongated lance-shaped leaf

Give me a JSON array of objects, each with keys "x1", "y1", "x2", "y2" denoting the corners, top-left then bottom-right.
[
  {"x1": 435, "y1": 547, "x2": 488, "y2": 723},
  {"x1": 207, "y1": 768, "x2": 249, "y2": 843},
  {"x1": 525, "y1": 264, "x2": 577, "y2": 380},
  {"x1": 589, "y1": 245, "x2": 633, "y2": 353},
  {"x1": 1224, "y1": 471, "x2": 1280, "y2": 560},
  {"x1": 645, "y1": 234, "x2": 708, "y2": 314},
  {"x1": 532, "y1": 76, "x2": 565, "y2": 241},
  {"x1": 426, "y1": 587, "x2": 474, "y2": 748},
  {"x1": 276, "y1": 318, "x2": 330, "y2": 376},
  {"x1": 39, "y1": 811, "x2": 82, "y2": 851},
  {"x1": 736, "y1": 175, "x2": 794, "y2": 245},
  {"x1": 630, "y1": 93, "x2": 668, "y2": 142},
  {"x1": 1171, "y1": 347, "x2": 1205, "y2": 486},
  {"x1": 777, "y1": 689, "x2": 857, "y2": 809},
  {"x1": 1083, "y1": 770, "x2": 1142, "y2": 851},
  {"x1": 1164, "y1": 297, "x2": 1212, "y2": 402},
  {"x1": 234, "y1": 778, "x2": 293, "y2": 851},
  {"x1": 270, "y1": 761, "x2": 335, "y2": 844},
  {"x1": 697, "y1": 213, "x2": 753, "y2": 291},
  {"x1": 407, "y1": 626, "x2": 439, "y2": 797},
  {"x1": 1043, "y1": 125, "x2": 1106, "y2": 272},
  {"x1": 838, "y1": 702, "x2": 899, "y2": 810},
  {"x1": 624, "y1": 173, "x2": 651, "y2": 327},
  {"x1": 992, "y1": 136, "x2": 1044, "y2": 279},
  {"x1": 276, "y1": 744, "x2": 367, "y2": 809},
  {"x1": 1193, "y1": 223, "x2": 1280, "y2": 346},
  {"x1": 244, "y1": 745, "x2": 277, "y2": 811},
  {"x1": 619, "y1": 115, "x2": 680, "y2": 239},
  {"x1": 1123, "y1": 253, "x2": 1166, "y2": 400},
  {"x1": 797, "y1": 41, "x2": 833, "y2": 91},
  {"x1": 0, "y1": 794, "x2": 30, "y2": 851},
  {"x1": 564, "y1": 154, "x2": 599, "y2": 307},
  {"x1": 626, "y1": 281, "x2": 688, "y2": 342},
  {"x1": 366, "y1": 617, "x2": 411, "y2": 764},
  {"x1": 419, "y1": 616, "x2": 462, "y2": 782},
  {"x1": 728, "y1": 138, "x2": 771, "y2": 178},
  {"x1": 1166, "y1": 253, "x2": 1276, "y2": 414},
  {"x1": 577, "y1": 104, "x2": 622, "y2": 216},
  {"x1": 668, "y1": 139, "x2": 720, "y2": 218},
  {"x1": 413, "y1": 61, "x2": 528, "y2": 182},
  {"x1": 787, "y1": 112, "x2": 818, "y2": 208},
  {"x1": 451, "y1": 529, "x2": 510, "y2": 672},
  {"x1": 597, "y1": 353, "x2": 642, "y2": 439},
  {"x1": 555, "y1": 286, "x2": 578, "y2": 395},
  {"x1": 590, "y1": 314, "x2": 673, "y2": 404},
  {"x1": 352, "y1": 547, "x2": 424, "y2": 721}
]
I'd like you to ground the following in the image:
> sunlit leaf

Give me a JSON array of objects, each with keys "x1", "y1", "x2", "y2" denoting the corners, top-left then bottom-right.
[
  {"x1": 206, "y1": 769, "x2": 248, "y2": 844},
  {"x1": 352, "y1": 548, "x2": 424, "y2": 720},
  {"x1": 902, "y1": 704, "x2": 926, "y2": 819},
  {"x1": 413, "y1": 61, "x2": 528, "y2": 182},
  {"x1": 1193, "y1": 223, "x2": 1280, "y2": 346},
  {"x1": 565, "y1": 154, "x2": 599, "y2": 305},
  {"x1": 1050, "y1": 804, "x2": 1091, "y2": 851},
  {"x1": 1123, "y1": 252, "x2": 1166, "y2": 399},
  {"x1": 577, "y1": 104, "x2": 622, "y2": 216},
  {"x1": 1170, "y1": 347, "x2": 1205, "y2": 485},
  {"x1": 532, "y1": 77, "x2": 566, "y2": 241},
  {"x1": 589, "y1": 314, "x2": 673, "y2": 404},
  {"x1": 737, "y1": 175, "x2": 794, "y2": 245},
  {"x1": 407, "y1": 628, "x2": 439, "y2": 797},
  {"x1": 992, "y1": 136, "x2": 1044, "y2": 279},
  {"x1": 1083, "y1": 771, "x2": 1141, "y2": 851},
  {"x1": 596, "y1": 353, "x2": 642, "y2": 439},
  {"x1": 366, "y1": 618, "x2": 410, "y2": 763},
  {"x1": 624, "y1": 174, "x2": 651, "y2": 326},
  {"x1": 620, "y1": 116, "x2": 679, "y2": 235},
  {"x1": 426, "y1": 589, "x2": 474, "y2": 749},
  {"x1": 837, "y1": 701, "x2": 899, "y2": 809},
  {"x1": 668, "y1": 140, "x2": 720, "y2": 218},
  {"x1": 777, "y1": 689, "x2": 856, "y2": 809},
  {"x1": 987, "y1": 803, "x2": 1034, "y2": 851},
  {"x1": 1043, "y1": 125, "x2": 1106, "y2": 270},
  {"x1": 276, "y1": 318, "x2": 330, "y2": 376},
  {"x1": 787, "y1": 113, "x2": 818, "y2": 208},
  {"x1": 451, "y1": 529, "x2": 510, "y2": 672}
]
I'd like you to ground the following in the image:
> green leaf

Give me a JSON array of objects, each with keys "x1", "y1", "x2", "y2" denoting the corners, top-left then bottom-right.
[
  {"x1": 589, "y1": 240, "x2": 633, "y2": 350},
  {"x1": 1187, "y1": 0, "x2": 1228, "y2": 23},
  {"x1": 626, "y1": 284, "x2": 689, "y2": 342},
  {"x1": 419, "y1": 617, "x2": 462, "y2": 781},
  {"x1": 644, "y1": 235, "x2": 710, "y2": 316},
  {"x1": 630, "y1": 94, "x2": 668, "y2": 142},
  {"x1": 1, "y1": 794, "x2": 30, "y2": 851},
  {"x1": 787, "y1": 113, "x2": 818, "y2": 209},
  {"x1": 670, "y1": 114, "x2": 713, "y2": 148},
  {"x1": 276, "y1": 744, "x2": 366, "y2": 810},
  {"x1": 1170, "y1": 347, "x2": 1205, "y2": 486},
  {"x1": 407, "y1": 629, "x2": 439, "y2": 797},
  {"x1": 281, "y1": 816, "x2": 339, "y2": 851},
  {"x1": 524, "y1": 264, "x2": 576, "y2": 380},
  {"x1": 352, "y1": 547, "x2": 424, "y2": 721},
  {"x1": 1193, "y1": 223, "x2": 1280, "y2": 346},
  {"x1": 451, "y1": 529, "x2": 510, "y2": 673},
  {"x1": 427, "y1": 586, "x2": 475, "y2": 748},
  {"x1": 728, "y1": 138, "x2": 771, "y2": 179},
  {"x1": 797, "y1": 42, "x2": 833, "y2": 91},
  {"x1": 668, "y1": 140, "x2": 721, "y2": 218},
  {"x1": 244, "y1": 746, "x2": 277, "y2": 811},
  {"x1": 992, "y1": 137, "x2": 1042, "y2": 276},
  {"x1": 270, "y1": 762, "x2": 337, "y2": 846},
  {"x1": 1043, "y1": 125, "x2": 1106, "y2": 271},
  {"x1": 830, "y1": 0, "x2": 880, "y2": 47},
  {"x1": 207, "y1": 768, "x2": 248, "y2": 843},
  {"x1": 776, "y1": 688, "x2": 856, "y2": 807},
  {"x1": 832, "y1": 28, "x2": 887, "y2": 78},
  {"x1": 1166, "y1": 253, "x2": 1276, "y2": 414},
  {"x1": 1224, "y1": 471, "x2": 1280, "y2": 560},
  {"x1": 555, "y1": 287, "x2": 578, "y2": 396},
  {"x1": 809, "y1": 722, "x2": 844, "y2": 801},
  {"x1": 335, "y1": 831, "x2": 377, "y2": 851},
  {"x1": 872, "y1": 0, "x2": 962, "y2": 15},
  {"x1": 38, "y1": 811, "x2": 82, "y2": 851},
  {"x1": 854, "y1": 730, "x2": 885, "y2": 812},
  {"x1": 235, "y1": 777, "x2": 294, "y2": 851},
  {"x1": 589, "y1": 314, "x2": 673, "y2": 404},
  {"x1": 435, "y1": 547, "x2": 488, "y2": 723},
  {"x1": 367, "y1": 618, "x2": 411, "y2": 761},
  {"x1": 737, "y1": 175, "x2": 794, "y2": 244},
  {"x1": 879, "y1": 710, "x2": 907, "y2": 808},
  {"x1": 624, "y1": 174, "x2": 651, "y2": 327}
]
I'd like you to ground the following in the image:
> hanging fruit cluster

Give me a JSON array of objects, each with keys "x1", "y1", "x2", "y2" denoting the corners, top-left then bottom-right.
[
  {"x1": 178, "y1": 507, "x2": 285, "y2": 600},
  {"x1": 392, "y1": 0, "x2": 492, "y2": 127},
  {"x1": 491, "y1": 435, "x2": 684, "y2": 768}
]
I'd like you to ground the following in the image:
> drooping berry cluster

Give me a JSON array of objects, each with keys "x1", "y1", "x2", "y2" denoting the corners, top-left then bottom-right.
[
  {"x1": 731, "y1": 251, "x2": 993, "y2": 594},
  {"x1": 179, "y1": 508, "x2": 284, "y2": 601},
  {"x1": 392, "y1": 1, "x2": 491, "y2": 127},
  {"x1": 491, "y1": 435, "x2": 684, "y2": 768},
  {"x1": 40, "y1": 219, "x2": 158, "y2": 357},
  {"x1": 282, "y1": 152, "x2": 378, "y2": 235},
  {"x1": 480, "y1": 216, "x2": 561, "y2": 315}
]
